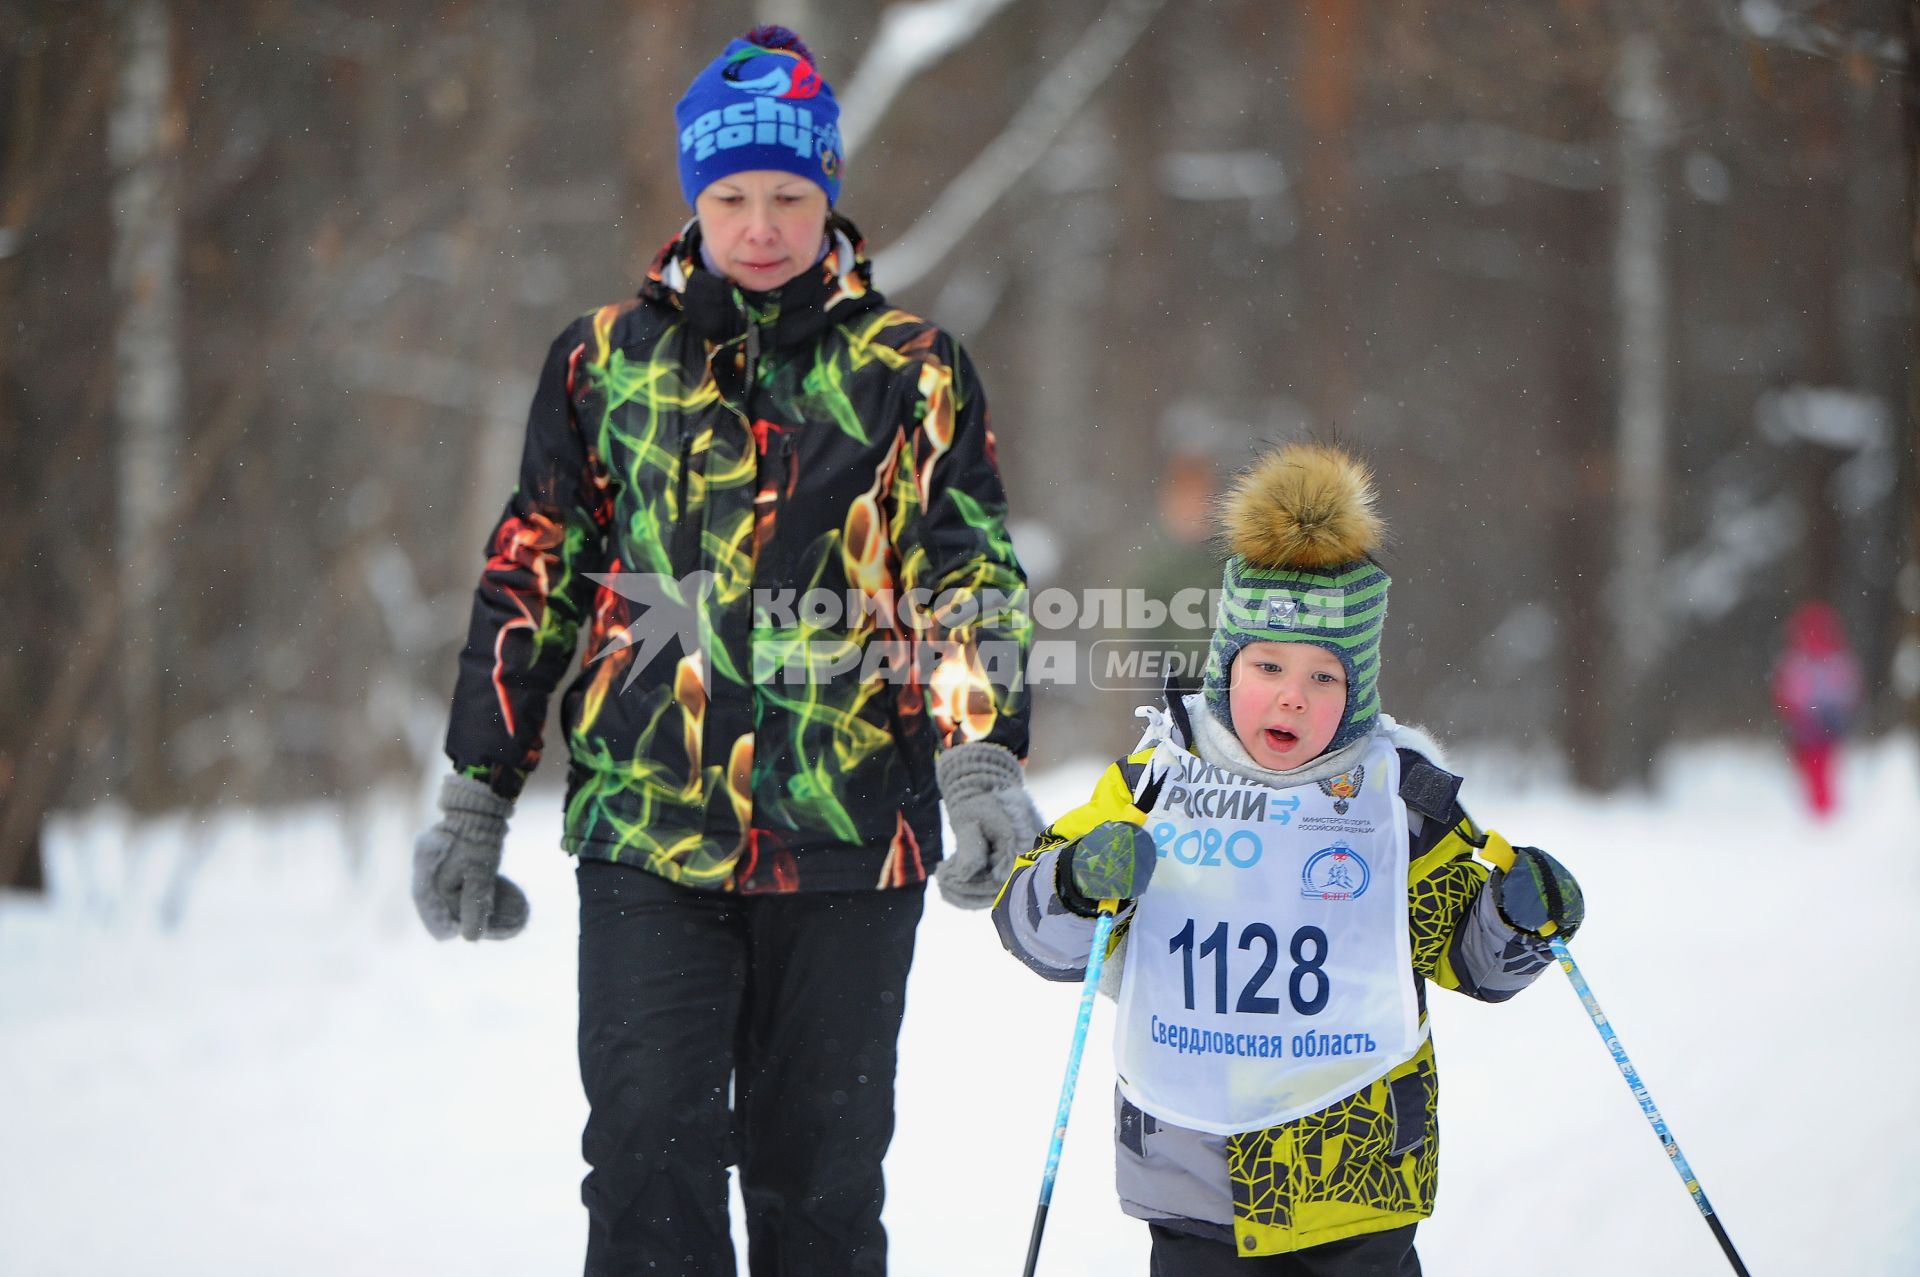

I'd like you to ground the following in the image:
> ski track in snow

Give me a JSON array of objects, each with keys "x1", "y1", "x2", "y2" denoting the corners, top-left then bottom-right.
[{"x1": 3, "y1": 738, "x2": 1917, "y2": 1275}]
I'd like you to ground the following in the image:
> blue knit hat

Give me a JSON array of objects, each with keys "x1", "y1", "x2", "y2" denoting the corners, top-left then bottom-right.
[
  {"x1": 675, "y1": 26, "x2": 843, "y2": 207},
  {"x1": 1201, "y1": 444, "x2": 1391, "y2": 754}
]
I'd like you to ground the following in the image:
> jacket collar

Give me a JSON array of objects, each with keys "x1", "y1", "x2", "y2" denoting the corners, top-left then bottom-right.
[{"x1": 641, "y1": 212, "x2": 883, "y2": 349}]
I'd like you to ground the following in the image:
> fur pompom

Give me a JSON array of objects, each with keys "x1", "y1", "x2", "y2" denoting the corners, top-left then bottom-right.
[
  {"x1": 1221, "y1": 443, "x2": 1383, "y2": 570},
  {"x1": 743, "y1": 24, "x2": 816, "y2": 65}
]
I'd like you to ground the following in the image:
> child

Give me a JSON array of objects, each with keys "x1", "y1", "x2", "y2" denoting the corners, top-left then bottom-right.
[{"x1": 993, "y1": 443, "x2": 1584, "y2": 1273}]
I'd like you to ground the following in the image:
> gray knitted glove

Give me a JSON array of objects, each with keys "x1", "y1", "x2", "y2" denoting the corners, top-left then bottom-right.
[
  {"x1": 411, "y1": 773, "x2": 529, "y2": 942},
  {"x1": 934, "y1": 741, "x2": 1043, "y2": 910}
]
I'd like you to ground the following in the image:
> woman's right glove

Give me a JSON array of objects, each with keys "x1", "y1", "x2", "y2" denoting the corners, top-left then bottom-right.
[
  {"x1": 1056, "y1": 820, "x2": 1160, "y2": 918},
  {"x1": 1494, "y1": 845, "x2": 1584, "y2": 940},
  {"x1": 411, "y1": 773, "x2": 529, "y2": 942}
]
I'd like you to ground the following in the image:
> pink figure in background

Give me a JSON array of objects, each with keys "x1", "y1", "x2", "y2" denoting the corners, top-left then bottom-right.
[{"x1": 1771, "y1": 601, "x2": 1863, "y2": 818}]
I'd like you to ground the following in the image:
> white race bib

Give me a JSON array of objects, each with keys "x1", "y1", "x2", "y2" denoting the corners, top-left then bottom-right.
[{"x1": 1113, "y1": 734, "x2": 1424, "y2": 1135}]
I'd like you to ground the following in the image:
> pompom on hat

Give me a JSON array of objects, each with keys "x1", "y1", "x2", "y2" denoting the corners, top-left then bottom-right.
[
  {"x1": 1201, "y1": 443, "x2": 1392, "y2": 754},
  {"x1": 675, "y1": 25, "x2": 844, "y2": 207}
]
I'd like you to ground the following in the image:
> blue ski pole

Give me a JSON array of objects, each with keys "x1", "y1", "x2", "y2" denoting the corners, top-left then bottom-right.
[
  {"x1": 1550, "y1": 936, "x2": 1752, "y2": 1276},
  {"x1": 1020, "y1": 900, "x2": 1118, "y2": 1277}
]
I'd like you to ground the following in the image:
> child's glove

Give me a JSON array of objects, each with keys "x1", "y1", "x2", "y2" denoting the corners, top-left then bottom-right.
[
  {"x1": 1056, "y1": 821, "x2": 1159, "y2": 918},
  {"x1": 1494, "y1": 845, "x2": 1584, "y2": 940},
  {"x1": 411, "y1": 773, "x2": 529, "y2": 941},
  {"x1": 935, "y1": 742, "x2": 1044, "y2": 910}
]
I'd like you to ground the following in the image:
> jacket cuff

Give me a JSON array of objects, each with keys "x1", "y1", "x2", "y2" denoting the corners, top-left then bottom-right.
[
  {"x1": 440, "y1": 772, "x2": 515, "y2": 819},
  {"x1": 934, "y1": 739, "x2": 1024, "y2": 802}
]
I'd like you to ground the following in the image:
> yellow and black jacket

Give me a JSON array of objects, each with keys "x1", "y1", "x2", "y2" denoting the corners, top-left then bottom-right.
[{"x1": 991, "y1": 689, "x2": 1554, "y2": 1257}]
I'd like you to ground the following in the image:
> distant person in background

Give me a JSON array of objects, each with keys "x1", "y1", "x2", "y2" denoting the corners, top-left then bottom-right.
[
  {"x1": 1772, "y1": 600, "x2": 1862, "y2": 819},
  {"x1": 409, "y1": 25, "x2": 1035, "y2": 1276},
  {"x1": 1136, "y1": 405, "x2": 1236, "y2": 685}
]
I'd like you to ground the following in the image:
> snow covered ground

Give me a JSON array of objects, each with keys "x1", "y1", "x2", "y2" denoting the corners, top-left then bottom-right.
[{"x1": 4, "y1": 737, "x2": 1918, "y2": 1276}]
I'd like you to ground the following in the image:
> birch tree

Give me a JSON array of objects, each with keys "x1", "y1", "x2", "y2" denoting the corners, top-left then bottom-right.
[
  {"x1": 1605, "y1": 29, "x2": 1670, "y2": 783},
  {"x1": 1901, "y1": 0, "x2": 1920, "y2": 738},
  {"x1": 108, "y1": 0, "x2": 184, "y2": 809}
]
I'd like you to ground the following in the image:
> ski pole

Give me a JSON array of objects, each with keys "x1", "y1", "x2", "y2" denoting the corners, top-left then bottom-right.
[
  {"x1": 1020, "y1": 899, "x2": 1118, "y2": 1277},
  {"x1": 1550, "y1": 936, "x2": 1752, "y2": 1277}
]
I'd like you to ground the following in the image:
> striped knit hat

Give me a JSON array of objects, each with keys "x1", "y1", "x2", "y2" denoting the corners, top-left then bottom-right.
[{"x1": 1201, "y1": 444, "x2": 1390, "y2": 753}]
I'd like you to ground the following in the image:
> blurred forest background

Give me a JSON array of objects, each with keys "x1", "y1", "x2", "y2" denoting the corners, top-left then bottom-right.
[{"x1": 3, "y1": 0, "x2": 1916, "y2": 893}]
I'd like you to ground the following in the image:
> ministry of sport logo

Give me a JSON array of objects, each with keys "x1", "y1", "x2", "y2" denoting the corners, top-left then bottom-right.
[
  {"x1": 1300, "y1": 844, "x2": 1369, "y2": 901},
  {"x1": 1316, "y1": 765, "x2": 1365, "y2": 815}
]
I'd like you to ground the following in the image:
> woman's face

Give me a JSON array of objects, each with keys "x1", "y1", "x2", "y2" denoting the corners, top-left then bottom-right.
[{"x1": 694, "y1": 171, "x2": 830, "y2": 290}]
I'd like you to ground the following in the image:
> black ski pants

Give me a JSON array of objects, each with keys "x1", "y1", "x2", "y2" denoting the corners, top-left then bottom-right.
[
  {"x1": 576, "y1": 859, "x2": 923, "y2": 1277},
  {"x1": 1148, "y1": 1223, "x2": 1421, "y2": 1276}
]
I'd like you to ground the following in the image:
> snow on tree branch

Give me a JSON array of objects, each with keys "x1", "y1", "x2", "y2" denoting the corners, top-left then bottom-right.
[
  {"x1": 1357, "y1": 122, "x2": 1606, "y2": 191},
  {"x1": 1733, "y1": 0, "x2": 1906, "y2": 66},
  {"x1": 870, "y1": 0, "x2": 1170, "y2": 294},
  {"x1": 837, "y1": 0, "x2": 1023, "y2": 158}
]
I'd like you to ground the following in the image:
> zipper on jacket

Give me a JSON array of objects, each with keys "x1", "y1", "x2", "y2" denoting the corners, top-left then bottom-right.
[
  {"x1": 675, "y1": 433, "x2": 692, "y2": 523},
  {"x1": 743, "y1": 316, "x2": 761, "y2": 404},
  {"x1": 752, "y1": 427, "x2": 797, "y2": 585},
  {"x1": 672, "y1": 432, "x2": 698, "y2": 575},
  {"x1": 771, "y1": 429, "x2": 795, "y2": 525}
]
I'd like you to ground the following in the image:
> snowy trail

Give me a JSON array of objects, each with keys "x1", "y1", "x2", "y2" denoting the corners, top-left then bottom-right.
[{"x1": 3, "y1": 739, "x2": 1916, "y2": 1275}]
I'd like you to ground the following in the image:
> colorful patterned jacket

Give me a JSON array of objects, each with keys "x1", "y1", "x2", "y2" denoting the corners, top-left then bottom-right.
[
  {"x1": 992, "y1": 688, "x2": 1553, "y2": 1256},
  {"x1": 446, "y1": 217, "x2": 1030, "y2": 894}
]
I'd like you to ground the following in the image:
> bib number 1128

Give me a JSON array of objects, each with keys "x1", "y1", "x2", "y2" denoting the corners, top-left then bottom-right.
[{"x1": 1168, "y1": 919, "x2": 1329, "y2": 1016}]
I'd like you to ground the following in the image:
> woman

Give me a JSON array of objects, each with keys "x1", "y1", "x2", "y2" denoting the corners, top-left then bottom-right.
[{"x1": 410, "y1": 27, "x2": 1038, "y2": 1276}]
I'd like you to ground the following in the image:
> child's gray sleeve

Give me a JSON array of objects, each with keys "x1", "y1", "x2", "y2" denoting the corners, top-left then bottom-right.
[
  {"x1": 1446, "y1": 883, "x2": 1553, "y2": 1003},
  {"x1": 1404, "y1": 796, "x2": 1555, "y2": 1002}
]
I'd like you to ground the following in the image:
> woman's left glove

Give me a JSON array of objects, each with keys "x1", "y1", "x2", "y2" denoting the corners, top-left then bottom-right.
[
  {"x1": 934, "y1": 741, "x2": 1043, "y2": 910},
  {"x1": 412, "y1": 773, "x2": 529, "y2": 941},
  {"x1": 1495, "y1": 845, "x2": 1584, "y2": 940}
]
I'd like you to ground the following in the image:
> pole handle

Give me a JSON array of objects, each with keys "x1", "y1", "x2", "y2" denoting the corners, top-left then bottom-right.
[{"x1": 1478, "y1": 829, "x2": 1518, "y2": 872}]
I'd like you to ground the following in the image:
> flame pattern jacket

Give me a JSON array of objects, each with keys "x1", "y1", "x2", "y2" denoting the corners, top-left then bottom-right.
[{"x1": 445, "y1": 217, "x2": 1030, "y2": 894}]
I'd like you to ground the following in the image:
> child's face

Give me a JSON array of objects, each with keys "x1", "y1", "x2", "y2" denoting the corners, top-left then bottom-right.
[{"x1": 1229, "y1": 641, "x2": 1348, "y2": 769}]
